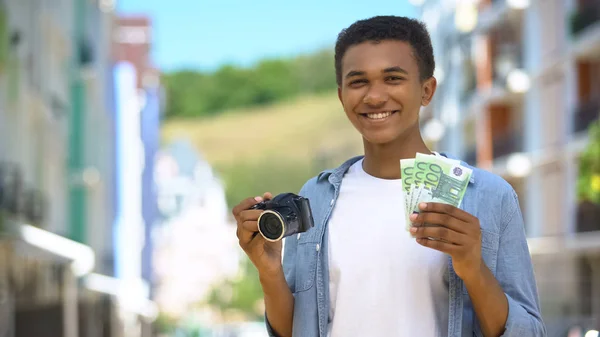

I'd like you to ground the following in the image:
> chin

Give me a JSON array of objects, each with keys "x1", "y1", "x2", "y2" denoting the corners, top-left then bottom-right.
[{"x1": 361, "y1": 130, "x2": 402, "y2": 145}]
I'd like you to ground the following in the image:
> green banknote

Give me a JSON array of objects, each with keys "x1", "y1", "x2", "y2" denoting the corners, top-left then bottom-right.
[
  {"x1": 400, "y1": 153, "x2": 473, "y2": 232},
  {"x1": 411, "y1": 153, "x2": 458, "y2": 211},
  {"x1": 410, "y1": 153, "x2": 472, "y2": 216},
  {"x1": 400, "y1": 158, "x2": 415, "y2": 224}
]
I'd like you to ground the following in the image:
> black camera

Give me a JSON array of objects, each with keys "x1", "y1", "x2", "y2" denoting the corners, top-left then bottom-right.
[{"x1": 250, "y1": 193, "x2": 315, "y2": 242}]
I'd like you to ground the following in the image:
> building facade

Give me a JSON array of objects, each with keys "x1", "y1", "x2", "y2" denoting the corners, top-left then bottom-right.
[
  {"x1": 416, "y1": 0, "x2": 600, "y2": 333},
  {"x1": 0, "y1": 0, "x2": 158, "y2": 336}
]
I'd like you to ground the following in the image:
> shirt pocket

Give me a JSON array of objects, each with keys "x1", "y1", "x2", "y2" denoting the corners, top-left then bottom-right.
[
  {"x1": 293, "y1": 241, "x2": 319, "y2": 293},
  {"x1": 462, "y1": 229, "x2": 500, "y2": 296},
  {"x1": 480, "y1": 229, "x2": 499, "y2": 273}
]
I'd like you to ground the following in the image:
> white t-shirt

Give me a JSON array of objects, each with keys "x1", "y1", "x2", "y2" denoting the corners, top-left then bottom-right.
[{"x1": 327, "y1": 159, "x2": 449, "y2": 337}]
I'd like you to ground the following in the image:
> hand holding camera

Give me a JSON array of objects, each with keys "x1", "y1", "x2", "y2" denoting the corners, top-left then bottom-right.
[{"x1": 233, "y1": 192, "x2": 314, "y2": 278}]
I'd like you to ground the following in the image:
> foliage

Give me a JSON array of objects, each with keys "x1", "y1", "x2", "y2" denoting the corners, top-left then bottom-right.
[
  {"x1": 206, "y1": 258, "x2": 265, "y2": 321},
  {"x1": 215, "y1": 157, "x2": 317, "y2": 210},
  {"x1": 153, "y1": 312, "x2": 178, "y2": 334},
  {"x1": 577, "y1": 119, "x2": 600, "y2": 204},
  {"x1": 161, "y1": 49, "x2": 336, "y2": 119}
]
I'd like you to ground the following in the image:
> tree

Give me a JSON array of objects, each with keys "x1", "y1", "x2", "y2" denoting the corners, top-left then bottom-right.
[
  {"x1": 206, "y1": 257, "x2": 265, "y2": 322},
  {"x1": 577, "y1": 119, "x2": 600, "y2": 204},
  {"x1": 161, "y1": 49, "x2": 336, "y2": 120}
]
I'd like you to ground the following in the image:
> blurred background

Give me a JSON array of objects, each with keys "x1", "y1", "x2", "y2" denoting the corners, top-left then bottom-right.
[{"x1": 0, "y1": 0, "x2": 598, "y2": 336}]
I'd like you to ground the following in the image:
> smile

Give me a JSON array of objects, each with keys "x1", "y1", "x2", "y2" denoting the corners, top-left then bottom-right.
[{"x1": 360, "y1": 110, "x2": 399, "y2": 120}]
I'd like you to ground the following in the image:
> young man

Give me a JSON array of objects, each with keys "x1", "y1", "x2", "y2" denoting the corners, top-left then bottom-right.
[{"x1": 233, "y1": 16, "x2": 545, "y2": 337}]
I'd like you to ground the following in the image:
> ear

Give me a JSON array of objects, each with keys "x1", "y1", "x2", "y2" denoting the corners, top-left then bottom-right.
[
  {"x1": 421, "y1": 76, "x2": 437, "y2": 106},
  {"x1": 338, "y1": 86, "x2": 343, "y2": 105}
]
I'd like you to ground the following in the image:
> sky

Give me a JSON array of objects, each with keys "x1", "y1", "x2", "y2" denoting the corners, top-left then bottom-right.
[{"x1": 117, "y1": 0, "x2": 419, "y2": 72}]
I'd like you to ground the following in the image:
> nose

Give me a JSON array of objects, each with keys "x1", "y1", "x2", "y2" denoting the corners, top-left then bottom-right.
[{"x1": 362, "y1": 82, "x2": 388, "y2": 107}]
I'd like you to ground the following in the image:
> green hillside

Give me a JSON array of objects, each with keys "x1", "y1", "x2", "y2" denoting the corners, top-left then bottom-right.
[{"x1": 161, "y1": 92, "x2": 364, "y2": 206}]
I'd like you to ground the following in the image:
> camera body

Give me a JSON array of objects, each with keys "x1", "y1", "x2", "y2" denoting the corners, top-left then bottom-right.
[{"x1": 251, "y1": 193, "x2": 314, "y2": 242}]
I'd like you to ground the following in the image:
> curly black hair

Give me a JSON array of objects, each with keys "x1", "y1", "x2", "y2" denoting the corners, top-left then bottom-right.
[{"x1": 334, "y1": 16, "x2": 435, "y2": 85}]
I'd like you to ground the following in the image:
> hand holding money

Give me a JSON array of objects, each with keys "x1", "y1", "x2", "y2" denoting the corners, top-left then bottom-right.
[
  {"x1": 409, "y1": 202, "x2": 483, "y2": 281},
  {"x1": 401, "y1": 153, "x2": 473, "y2": 230},
  {"x1": 400, "y1": 153, "x2": 482, "y2": 280}
]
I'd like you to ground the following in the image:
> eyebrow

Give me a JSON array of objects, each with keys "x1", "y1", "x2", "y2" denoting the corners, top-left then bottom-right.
[{"x1": 345, "y1": 66, "x2": 409, "y2": 79}]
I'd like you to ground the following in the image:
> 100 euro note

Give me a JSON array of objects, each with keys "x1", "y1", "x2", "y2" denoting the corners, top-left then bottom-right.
[
  {"x1": 408, "y1": 153, "x2": 473, "y2": 231},
  {"x1": 410, "y1": 153, "x2": 460, "y2": 213},
  {"x1": 400, "y1": 158, "x2": 415, "y2": 228}
]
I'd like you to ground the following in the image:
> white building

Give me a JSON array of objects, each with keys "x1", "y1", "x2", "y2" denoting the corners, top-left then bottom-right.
[
  {"x1": 153, "y1": 140, "x2": 240, "y2": 321},
  {"x1": 415, "y1": 0, "x2": 600, "y2": 333}
]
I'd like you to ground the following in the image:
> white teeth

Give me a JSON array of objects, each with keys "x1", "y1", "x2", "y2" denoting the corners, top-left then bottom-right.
[{"x1": 366, "y1": 111, "x2": 393, "y2": 119}]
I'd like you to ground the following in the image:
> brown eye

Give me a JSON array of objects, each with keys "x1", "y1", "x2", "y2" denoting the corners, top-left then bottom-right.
[
  {"x1": 349, "y1": 79, "x2": 367, "y2": 86},
  {"x1": 386, "y1": 76, "x2": 405, "y2": 82}
]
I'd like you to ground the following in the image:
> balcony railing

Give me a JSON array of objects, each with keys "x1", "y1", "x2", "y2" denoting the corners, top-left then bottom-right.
[
  {"x1": 576, "y1": 201, "x2": 600, "y2": 233},
  {"x1": 573, "y1": 97, "x2": 600, "y2": 134},
  {"x1": 492, "y1": 131, "x2": 523, "y2": 160},
  {"x1": 569, "y1": 1, "x2": 600, "y2": 36}
]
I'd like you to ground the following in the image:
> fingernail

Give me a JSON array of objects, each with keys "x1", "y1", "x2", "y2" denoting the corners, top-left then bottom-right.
[
  {"x1": 254, "y1": 196, "x2": 263, "y2": 202},
  {"x1": 409, "y1": 213, "x2": 418, "y2": 221},
  {"x1": 419, "y1": 202, "x2": 427, "y2": 210},
  {"x1": 410, "y1": 227, "x2": 418, "y2": 233}
]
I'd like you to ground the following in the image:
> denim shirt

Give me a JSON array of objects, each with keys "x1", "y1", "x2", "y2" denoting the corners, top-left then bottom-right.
[{"x1": 266, "y1": 154, "x2": 546, "y2": 337}]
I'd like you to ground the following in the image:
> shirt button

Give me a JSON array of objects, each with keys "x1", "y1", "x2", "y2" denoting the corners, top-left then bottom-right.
[
  {"x1": 316, "y1": 244, "x2": 320, "y2": 252},
  {"x1": 330, "y1": 199, "x2": 334, "y2": 206},
  {"x1": 297, "y1": 233, "x2": 301, "y2": 240}
]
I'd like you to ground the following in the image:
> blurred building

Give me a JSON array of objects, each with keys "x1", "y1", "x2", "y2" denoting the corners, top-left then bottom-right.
[
  {"x1": 111, "y1": 15, "x2": 162, "y2": 288},
  {"x1": 0, "y1": 0, "x2": 119, "y2": 336},
  {"x1": 141, "y1": 83, "x2": 163, "y2": 293},
  {"x1": 416, "y1": 0, "x2": 600, "y2": 334},
  {"x1": 107, "y1": 14, "x2": 163, "y2": 337},
  {"x1": 152, "y1": 140, "x2": 239, "y2": 323},
  {"x1": 0, "y1": 1, "x2": 161, "y2": 337}
]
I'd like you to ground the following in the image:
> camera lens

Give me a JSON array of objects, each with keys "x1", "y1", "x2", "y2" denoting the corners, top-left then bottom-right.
[{"x1": 258, "y1": 211, "x2": 285, "y2": 242}]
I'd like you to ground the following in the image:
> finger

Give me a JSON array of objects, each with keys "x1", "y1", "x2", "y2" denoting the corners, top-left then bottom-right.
[
  {"x1": 416, "y1": 237, "x2": 458, "y2": 255},
  {"x1": 232, "y1": 196, "x2": 263, "y2": 218},
  {"x1": 411, "y1": 225, "x2": 467, "y2": 245},
  {"x1": 410, "y1": 212, "x2": 468, "y2": 234},
  {"x1": 238, "y1": 209, "x2": 264, "y2": 223},
  {"x1": 239, "y1": 220, "x2": 259, "y2": 246},
  {"x1": 417, "y1": 202, "x2": 474, "y2": 223},
  {"x1": 263, "y1": 192, "x2": 273, "y2": 200},
  {"x1": 240, "y1": 220, "x2": 259, "y2": 234}
]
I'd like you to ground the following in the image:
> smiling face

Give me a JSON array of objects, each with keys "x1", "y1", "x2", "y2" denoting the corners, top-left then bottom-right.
[{"x1": 338, "y1": 40, "x2": 436, "y2": 146}]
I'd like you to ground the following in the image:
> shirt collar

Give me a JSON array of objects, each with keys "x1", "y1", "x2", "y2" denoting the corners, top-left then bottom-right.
[{"x1": 316, "y1": 152, "x2": 476, "y2": 185}]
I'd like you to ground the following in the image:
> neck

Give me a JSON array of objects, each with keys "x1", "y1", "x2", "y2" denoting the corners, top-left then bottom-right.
[{"x1": 362, "y1": 124, "x2": 431, "y2": 180}]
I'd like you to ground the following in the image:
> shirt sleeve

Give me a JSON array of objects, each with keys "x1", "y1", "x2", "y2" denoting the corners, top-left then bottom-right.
[
  {"x1": 265, "y1": 233, "x2": 298, "y2": 337},
  {"x1": 497, "y1": 189, "x2": 547, "y2": 337},
  {"x1": 266, "y1": 178, "x2": 316, "y2": 336}
]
